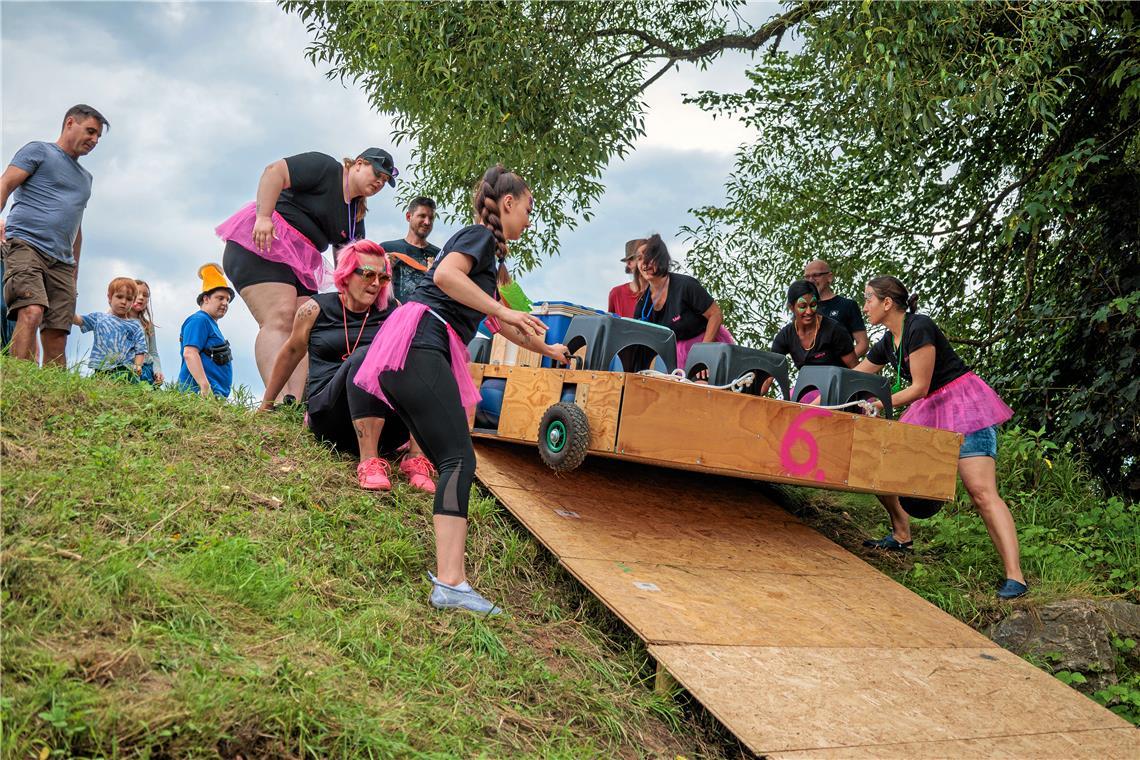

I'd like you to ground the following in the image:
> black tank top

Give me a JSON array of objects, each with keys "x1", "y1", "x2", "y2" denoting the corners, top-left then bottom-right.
[{"x1": 306, "y1": 291, "x2": 393, "y2": 399}]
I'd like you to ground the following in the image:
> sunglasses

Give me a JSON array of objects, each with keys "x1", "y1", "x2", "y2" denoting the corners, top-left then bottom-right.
[{"x1": 353, "y1": 267, "x2": 391, "y2": 284}]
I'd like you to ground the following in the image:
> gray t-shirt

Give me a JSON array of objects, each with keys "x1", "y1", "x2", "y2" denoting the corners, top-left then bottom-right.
[{"x1": 5, "y1": 141, "x2": 93, "y2": 264}]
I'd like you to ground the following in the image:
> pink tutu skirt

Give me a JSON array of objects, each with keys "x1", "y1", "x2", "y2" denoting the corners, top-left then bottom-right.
[
  {"x1": 215, "y1": 202, "x2": 324, "y2": 293},
  {"x1": 676, "y1": 326, "x2": 735, "y2": 369},
  {"x1": 353, "y1": 302, "x2": 480, "y2": 411},
  {"x1": 899, "y1": 371, "x2": 1013, "y2": 435}
]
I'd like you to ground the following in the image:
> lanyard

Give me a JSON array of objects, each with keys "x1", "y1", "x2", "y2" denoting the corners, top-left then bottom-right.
[
  {"x1": 341, "y1": 296, "x2": 371, "y2": 360},
  {"x1": 640, "y1": 277, "x2": 667, "y2": 321},
  {"x1": 343, "y1": 168, "x2": 358, "y2": 242},
  {"x1": 890, "y1": 315, "x2": 907, "y2": 393}
]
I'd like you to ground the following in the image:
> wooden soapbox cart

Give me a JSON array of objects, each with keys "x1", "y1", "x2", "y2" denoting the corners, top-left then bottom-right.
[{"x1": 466, "y1": 313, "x2": 963, "y2": 505}]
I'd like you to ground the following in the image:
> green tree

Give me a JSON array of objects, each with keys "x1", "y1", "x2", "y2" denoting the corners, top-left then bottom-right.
[
  {"x1": 282, "y1": 0, "x2": 1138, "y2": 490},
  {"x1": 683, "y1": 1, "x2": 1139, "y2": 490}
]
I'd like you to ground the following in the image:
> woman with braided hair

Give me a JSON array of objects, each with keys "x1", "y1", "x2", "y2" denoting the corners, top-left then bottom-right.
[{"x1": 355, "y1": 165, "x2": 567, "y2": 614}]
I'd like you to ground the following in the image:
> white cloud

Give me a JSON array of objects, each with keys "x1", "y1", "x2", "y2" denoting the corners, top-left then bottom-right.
[{"x1": 4, "y1": 1, "x2": 780, "y2": 394}]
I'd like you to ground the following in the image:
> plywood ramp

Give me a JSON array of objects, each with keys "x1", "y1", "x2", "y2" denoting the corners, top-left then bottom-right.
[{"x1": 474, "y1": 441, "x2": 1140, "y2": 759}]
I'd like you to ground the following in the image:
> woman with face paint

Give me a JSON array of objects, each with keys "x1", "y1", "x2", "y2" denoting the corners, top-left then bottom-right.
[
  {"x1": 853, "y1": 276, "x2": 1027, "y2": 599},
  {"x1": 763, "y1": 280, "x2": 857, "y2": 396}
]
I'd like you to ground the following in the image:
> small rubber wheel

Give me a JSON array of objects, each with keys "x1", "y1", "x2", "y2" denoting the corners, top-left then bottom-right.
[
  {"x1": 538, "y1": 402, "x2": 590, "y2": 472},
  {"x1": 900, "y1": 496, "x2": 946, "y2": 519}
]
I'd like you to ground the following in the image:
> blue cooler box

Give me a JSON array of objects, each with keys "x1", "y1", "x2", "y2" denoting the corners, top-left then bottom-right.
[{"x1": 531, "y1": 301, "x2": 606, "y2": 367}]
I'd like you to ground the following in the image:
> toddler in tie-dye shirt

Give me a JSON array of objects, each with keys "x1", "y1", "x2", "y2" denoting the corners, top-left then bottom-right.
[{"x1": 72, "y1": 276, "x2": 147, "y2": 380}]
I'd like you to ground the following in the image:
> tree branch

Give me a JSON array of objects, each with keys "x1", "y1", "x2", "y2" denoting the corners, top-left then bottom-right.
[{"x1": 593, "y1": 1, "x2": 823, "y2": 63}]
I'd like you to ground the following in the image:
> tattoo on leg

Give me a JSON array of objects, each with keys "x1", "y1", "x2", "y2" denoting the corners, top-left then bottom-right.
[{"x1": 354, "y1": 422, "x2": 366, "y2": 440}]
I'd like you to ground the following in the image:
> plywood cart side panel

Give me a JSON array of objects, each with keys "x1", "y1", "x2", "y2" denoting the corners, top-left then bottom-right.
[
  {"x1": 496, "y1": 367, "x2": 565, "y2": 442},
  {"x1": 847, "y1": 416, "x2": 961, "y2": 499},
  {"x1": 467, "y1": 362, "x2": 486, "y2": 385},
  {"x1": 617, "y1": 377, "x2": 854, "y2": 488},
  {"x1": 560, "y1": 369, "x2": 625, "y2": 452}
]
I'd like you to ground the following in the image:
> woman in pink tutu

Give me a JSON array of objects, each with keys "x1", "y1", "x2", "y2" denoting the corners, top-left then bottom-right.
[
  {"x1": 216, "y1": 148, "x2": 398, "y2": 402},
  {"x1": 854, "y1": 276, "x2": 1027, "y2": 599},
  {"x1": 354, "y1": 165, "x2": 567, "y2": 614}
]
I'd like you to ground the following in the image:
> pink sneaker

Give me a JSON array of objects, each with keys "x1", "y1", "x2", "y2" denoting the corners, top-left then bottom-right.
[
  {"x1": 357, "y1": 457, "x2": 392, "y2": 491},
  {"x1": 399, "y1": 455, "x2": 437, "y2": 494}
]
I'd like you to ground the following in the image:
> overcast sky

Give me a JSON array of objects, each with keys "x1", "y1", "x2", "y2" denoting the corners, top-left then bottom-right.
[{"x1": 2, "y1": 1, "x2": 781, "y2": 396}]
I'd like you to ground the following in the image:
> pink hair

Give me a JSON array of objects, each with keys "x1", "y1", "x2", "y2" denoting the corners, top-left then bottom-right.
[{"x1": 334, "y1": 239, "x2": 392, "y2": 309}]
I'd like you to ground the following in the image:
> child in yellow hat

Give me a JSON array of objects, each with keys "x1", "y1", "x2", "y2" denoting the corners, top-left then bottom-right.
[{"x1": 178, "y1": 264, "x2": 234, "y2": 398}]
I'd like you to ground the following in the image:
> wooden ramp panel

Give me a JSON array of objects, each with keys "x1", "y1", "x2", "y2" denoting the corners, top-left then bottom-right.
[{"x1": 474, "y1": 441, "x2": 1139, "y2": 759}]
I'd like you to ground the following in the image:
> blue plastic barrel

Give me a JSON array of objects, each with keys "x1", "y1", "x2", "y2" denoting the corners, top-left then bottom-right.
[{"x1": 477, "y1": 378, "x2": 506, "y2": 426}]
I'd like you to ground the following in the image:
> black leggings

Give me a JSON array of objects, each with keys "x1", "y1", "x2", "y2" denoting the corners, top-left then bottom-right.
[
  {"x1": 307, "y1": 347, "x2": 409, "y2": 457},
  {"x1": 380, "y1": 347, "x2": 474, "y2": 518}
]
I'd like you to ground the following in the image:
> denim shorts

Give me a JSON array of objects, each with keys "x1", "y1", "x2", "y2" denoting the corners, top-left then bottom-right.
[{"x1": 960, "y1": 424, "x2": 998, "y2": 459}]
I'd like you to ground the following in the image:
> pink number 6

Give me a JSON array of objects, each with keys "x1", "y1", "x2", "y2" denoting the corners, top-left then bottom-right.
[{"x1": 780, "y1": 407, "x2": 832, "y2": 480}]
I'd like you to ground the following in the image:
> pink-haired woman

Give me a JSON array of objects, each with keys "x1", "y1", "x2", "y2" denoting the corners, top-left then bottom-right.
[{"x1": 258, "y1": 240, "x2": 435, "y2": 493}]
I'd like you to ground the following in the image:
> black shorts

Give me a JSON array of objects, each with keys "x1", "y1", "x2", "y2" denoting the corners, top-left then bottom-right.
[{"x1": 222, "y1": 240, "x2": 317, "y2": 296}]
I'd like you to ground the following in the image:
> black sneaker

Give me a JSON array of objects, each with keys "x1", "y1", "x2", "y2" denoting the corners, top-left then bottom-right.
[
  {"x1": 996, "y1": 579, "x2": 1029, "y2": 600},
  {"x1": 862, "y1": 534, "x2": 913, "y2": 552}
]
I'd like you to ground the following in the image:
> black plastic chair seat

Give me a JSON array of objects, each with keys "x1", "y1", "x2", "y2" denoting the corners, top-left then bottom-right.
[
  {"x1": 684, "y1": 342, "x2": 791, "y2": 398},
  {"x1": 563, "y1": 315, "x2": 677, "y2": 372},
  {"x1": 791, "y1": 365, "x2": 893, "y2": 417},
  {"x1": 467, "y1": 334, "x2": 492, "y2": 364}
]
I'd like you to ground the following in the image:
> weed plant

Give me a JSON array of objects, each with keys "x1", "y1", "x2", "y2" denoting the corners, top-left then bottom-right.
[{"x1": 1, "y1": 359, "x2": 727, "y2": 758}]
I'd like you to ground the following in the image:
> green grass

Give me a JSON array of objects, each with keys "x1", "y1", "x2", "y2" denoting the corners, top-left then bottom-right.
[
  {"x1": 2, "y1": 359, "x2": 732, "y2": 758},
  {"x1": 5, "y1": 358, "x2": 1137, "y2": 755}
]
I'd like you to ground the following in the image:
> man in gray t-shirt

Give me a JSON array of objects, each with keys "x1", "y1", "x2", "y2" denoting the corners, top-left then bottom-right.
[{"x1": 1, "y1": 104, "x2": 109, "y2": 365}]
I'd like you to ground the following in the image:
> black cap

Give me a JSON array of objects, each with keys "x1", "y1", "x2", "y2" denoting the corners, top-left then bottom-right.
[{"x1": 357, "y1": 148, "x2": 399, "y2": 188}]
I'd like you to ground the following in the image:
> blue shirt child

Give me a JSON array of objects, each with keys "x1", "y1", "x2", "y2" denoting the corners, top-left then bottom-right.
[
  {"x1": 178, "y1": 310, "x2": 232, "y2": 397},
  {"x1": 79, "y1": 312, "x2": 148, "y2": 372}
]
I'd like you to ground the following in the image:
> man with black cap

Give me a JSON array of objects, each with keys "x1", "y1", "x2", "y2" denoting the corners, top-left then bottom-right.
[
  {"x1": 216, "y1": 146, "x2": 397, "y2": 402},
  {"x1": 178, "y1": 263, "x2": 235, "y2": 399},
  {"x1": 607, "y1": 238, "x2": 645, "y2": 318}
]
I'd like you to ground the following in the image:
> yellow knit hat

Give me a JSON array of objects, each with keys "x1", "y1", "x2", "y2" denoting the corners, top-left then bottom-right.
[{"x1": 197, "y1": 263, "x2": 234, "y2": 304}]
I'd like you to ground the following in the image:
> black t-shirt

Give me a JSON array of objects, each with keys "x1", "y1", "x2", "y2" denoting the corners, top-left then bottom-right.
[
  {"x1": 866, "y1": 313, "x2": 969, "y2": 393},
  {"x1": 818, "y1": 294, "x2": 865, "y2": 338},
  {"x1": 305, "y1": 291, "x2": 393, "y2": 399},
  {"x1": 410, "y1": 224, "x2": 499, "y2": 351},
  {"x1": 634, "y1": 273, "x2": 715, "y2": 341},
  {"x1": 276, "y1": 152, "x2": 365, "y2": 253},
  {"x1": 771, "y1": 316, "x2": 855, "y2": 369},
  {"x1": 381, "y1": 238, "x2": 441, "y2": 305}
]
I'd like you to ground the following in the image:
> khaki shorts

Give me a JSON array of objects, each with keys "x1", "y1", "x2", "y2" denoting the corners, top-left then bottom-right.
[{"x1": 2, "y1": 238, "x2": 77, "y2": 332}]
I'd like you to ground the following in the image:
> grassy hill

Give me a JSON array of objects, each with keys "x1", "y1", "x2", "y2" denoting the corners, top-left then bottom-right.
[
  {"x1": 1, "y1": 360, "x2": 731, "y2": 758},
  {"x1": 2, "y1": 358, "x2": 1136, "y2": 757}
]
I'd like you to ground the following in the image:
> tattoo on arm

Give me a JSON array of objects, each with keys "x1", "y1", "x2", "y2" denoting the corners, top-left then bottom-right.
[{"x1": 297, "y1": 300, "x2": 319, "y2": 319}]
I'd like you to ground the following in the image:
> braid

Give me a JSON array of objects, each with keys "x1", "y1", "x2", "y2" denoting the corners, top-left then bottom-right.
[
  {"x1": 479, "y1": 182, "x2": 509, "y2": 262},
  {"x1": 473, "y1": 164, "x2": 529, "y2": 286}
]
